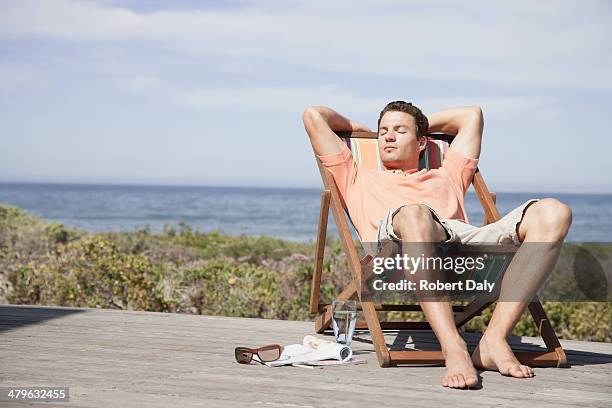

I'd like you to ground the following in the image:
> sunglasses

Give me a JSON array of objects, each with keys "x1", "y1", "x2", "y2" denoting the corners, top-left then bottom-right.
[{"x1": 234, "y1": 344, "x2": 283, "y2": 365}]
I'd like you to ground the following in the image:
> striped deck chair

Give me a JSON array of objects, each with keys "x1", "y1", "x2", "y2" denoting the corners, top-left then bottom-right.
[{"x1": 308, "y1": 131, "x2": 567, "y2": 368}]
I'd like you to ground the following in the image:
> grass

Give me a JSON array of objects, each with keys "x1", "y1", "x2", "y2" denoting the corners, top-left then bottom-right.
[{"x1": 0, "y1": 204, "x2": 609, "y2": 342}]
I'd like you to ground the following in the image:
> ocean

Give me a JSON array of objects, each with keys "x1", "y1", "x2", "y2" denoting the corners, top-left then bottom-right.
[{"x1": 0, "y1": 182, "x2": 610, "y2": 242}]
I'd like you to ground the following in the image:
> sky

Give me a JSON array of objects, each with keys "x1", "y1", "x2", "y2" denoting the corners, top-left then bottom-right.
[{"x1": 0, "y1": 0, "x2": 611, "y2": 193}]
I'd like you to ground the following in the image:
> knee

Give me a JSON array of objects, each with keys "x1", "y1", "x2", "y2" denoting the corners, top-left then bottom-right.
[
  {"x1": 528, "y1": 198, "x2": 572, "y2": 241},
  {"x1": 393, "y1": 204, "x2": 435, "y2": 235}
]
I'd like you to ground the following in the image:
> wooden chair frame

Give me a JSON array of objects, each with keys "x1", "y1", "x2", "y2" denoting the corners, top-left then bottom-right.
[{"x1": 309, "y1": 131, "x2": 567, "y2": 368}]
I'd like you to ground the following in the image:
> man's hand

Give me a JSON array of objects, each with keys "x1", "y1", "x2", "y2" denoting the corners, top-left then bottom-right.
[
  {"x1": 427, "y1": 106, "x2": 483, "y2": 160},
  {"x1": 349, "y1": 121, "x2": 372, "y2": 132},
  {"x1": 303, "y1": 106, "x2": 368, "y2": 156}
]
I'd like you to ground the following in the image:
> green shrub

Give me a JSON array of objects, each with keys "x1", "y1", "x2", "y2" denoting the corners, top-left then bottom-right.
[
  {"x1": 1, "y1": 205, "x2": 610, "y2": 342},
  {"x1": 179, "y1": 258, "x2": 281, "y2": 318},
  {"x1": 8, "y1": 236, "x2": 171, "y2": 311}
]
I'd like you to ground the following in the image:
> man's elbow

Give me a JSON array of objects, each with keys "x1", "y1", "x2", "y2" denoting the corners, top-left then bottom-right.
[
  {"x1": 302, "y1": 107, "x2": 316, "y2": 130},
  {"x1": 303, "y1": 106, "x2": 326, "y2": 132},
  {"x1": 303, "y1": 105, "x2": 327, "y2": 119},
  {"x1": 303, "y1": 106, "x2": 316, "y2": 122},
  {"x1": 465, "y1": 106, "x2": 483, "y2": 128},
  {"x1": 466, "y1": 105, "x2": 483, "y2": 119},
  {"x1": 473, "y1": 106, "x2": 483, "y2": 121}
]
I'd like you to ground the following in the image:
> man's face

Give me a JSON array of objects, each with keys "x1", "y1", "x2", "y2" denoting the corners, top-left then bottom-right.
[{"x1": 377, "y1": 110, "x2": 425, "y2": 170}]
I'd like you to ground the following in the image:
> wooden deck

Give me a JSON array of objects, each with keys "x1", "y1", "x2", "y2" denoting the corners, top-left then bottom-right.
[{"x1": 1, "y1": 305, "x2": 611, "y2": 407}]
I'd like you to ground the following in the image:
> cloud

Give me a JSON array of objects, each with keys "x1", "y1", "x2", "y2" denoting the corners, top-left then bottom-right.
[
  {"x1": 126, "y1": 74, "x2": 174, "y2": 97},
  {"x1": 0, "y1": 63, "x2": 44, "y2": 87},
  {"x1": 0, "y1": 0, "x2": 610, "y2": 90},
  {"x1": 418, "y1": 96, "x2": 559, "y2": 117},
  {"x1": 122, "y1": 74, "x2": 382, "y2": 116},
  {"x1": 122, "y1": 73, "x2": 558, "y2": 121}
]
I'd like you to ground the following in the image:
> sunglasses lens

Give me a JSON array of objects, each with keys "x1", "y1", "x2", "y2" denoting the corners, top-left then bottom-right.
[
  {"x1": 257, "y1": 345, "x2": 281, "y2": 362},
  {"x1": 235, "y1": 349, "x2": 253, "y2": 364}
]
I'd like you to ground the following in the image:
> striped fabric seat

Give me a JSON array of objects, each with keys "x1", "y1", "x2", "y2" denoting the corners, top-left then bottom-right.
[
  {"x1": 339, "y1": 135, "x2": 451, "y2": 249},
  {"x1": 342, "y1": 137, "x2": 450, "y2": 171}
]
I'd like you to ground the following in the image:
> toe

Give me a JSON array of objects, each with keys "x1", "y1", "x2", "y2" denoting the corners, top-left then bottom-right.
[
  {"x1": 457, "y1": 375, "x2": 466, "y2": 388},
  {"x1": 466, "y1": 374, "x2": 478, "y2": 387},
  {"x1": 509, "y1": 365, "x2": 526, "y2": 378},
  {"x1": 455, "y1": 375, "x2": 464, "y2": 388},
  {"x1": 452, "y1": 375, "x2": 459, "y2": 388},
  {"x1": 520, "y1": 365, "x2": 531, "y2": 378}
]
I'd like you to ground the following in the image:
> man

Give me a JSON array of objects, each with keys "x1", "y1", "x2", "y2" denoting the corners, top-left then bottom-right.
[{"x1": 303, "y1": 101, "x2": 572, "y2": 389}]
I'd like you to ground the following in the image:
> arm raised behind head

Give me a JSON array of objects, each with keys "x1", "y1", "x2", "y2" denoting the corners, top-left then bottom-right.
[
  {"x1": 427, "y1": 106, "x2": 483, "y2": 160},
  {"x1": 303, "y1": 106, "x2": 371, "y2": 156}
]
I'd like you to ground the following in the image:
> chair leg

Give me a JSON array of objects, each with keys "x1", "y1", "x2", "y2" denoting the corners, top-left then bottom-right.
[
  {"x1": 360, "y1": 300, "x2": 392, "y2": 367},
  {"x1": 528, "y1": 301, "x2": 567, "y2": 367},
  {"x1": 309, "y1": 190, "x2": 330, "y2": 314},
  {"x1": 314, "y1": 304, "x2": 333, "y2": 334}
]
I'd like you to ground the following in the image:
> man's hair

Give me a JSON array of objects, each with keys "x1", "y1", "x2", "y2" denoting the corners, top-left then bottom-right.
[{"x1": 377, "y1": 101, "x2": 429, "y2": 138}]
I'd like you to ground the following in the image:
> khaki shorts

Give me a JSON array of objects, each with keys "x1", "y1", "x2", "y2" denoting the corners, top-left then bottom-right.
[{"x1": 376, "y1": 199, "x2": 539, "y2": 246}]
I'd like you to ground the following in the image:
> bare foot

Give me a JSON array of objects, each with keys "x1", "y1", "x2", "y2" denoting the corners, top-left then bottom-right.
[
  {"x1": 442, "y1": 347, "x2": 479, "y2": 389},
  {"x1": 472, "y1": 334, "x2": 535, "y2": 378}
]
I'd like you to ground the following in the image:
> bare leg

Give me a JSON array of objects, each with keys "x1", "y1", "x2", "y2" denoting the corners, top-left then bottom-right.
[
  {"x1": 472, "y1": 199, "x2": 572, "y2": 378},
  {"x1": 393, "y1": 205, "x2": 478, "y2": 389}
]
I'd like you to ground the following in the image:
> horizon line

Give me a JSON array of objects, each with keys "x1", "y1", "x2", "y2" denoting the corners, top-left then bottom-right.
[{"x1": 0, "y1": 180, "x2": 611, "y2": 196}]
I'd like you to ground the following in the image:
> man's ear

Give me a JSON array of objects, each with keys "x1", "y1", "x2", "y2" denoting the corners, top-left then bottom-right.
[{"x1": 418, "y1": 136, "x2": 427, "y2": 152}]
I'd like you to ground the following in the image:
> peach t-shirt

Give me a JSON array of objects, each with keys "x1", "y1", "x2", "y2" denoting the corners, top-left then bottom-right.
[{"x1": 318, "y1": 143, "x2": 479, "y2": 241}]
